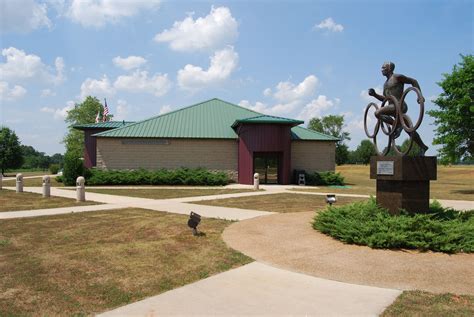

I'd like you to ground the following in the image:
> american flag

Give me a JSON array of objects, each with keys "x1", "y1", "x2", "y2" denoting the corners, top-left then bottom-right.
[
  {"x1": 95, "y1": 110, "x2": 100, "y2": 123},
  {"x1": 103, "y1": 98, "x2": 109, "y2": 122}
]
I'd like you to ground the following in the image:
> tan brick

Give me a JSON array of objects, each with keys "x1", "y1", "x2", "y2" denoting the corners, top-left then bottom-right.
[{"x1": 291, "y1": 141, "x2": 335, "y2": 172}]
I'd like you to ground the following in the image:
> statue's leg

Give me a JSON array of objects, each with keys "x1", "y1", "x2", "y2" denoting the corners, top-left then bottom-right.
[{"x1": 409, "y1": 131, "x2": 429, "y2": 156}]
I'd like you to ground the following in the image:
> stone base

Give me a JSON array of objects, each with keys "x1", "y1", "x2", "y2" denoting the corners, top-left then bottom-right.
[{"x1": 370, "y1": 156, "x2": 437, "y2": 215}]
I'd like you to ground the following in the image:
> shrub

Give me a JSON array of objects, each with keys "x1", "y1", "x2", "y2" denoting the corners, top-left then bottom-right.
[
  {"x1": 313, "y1": 198, "x2": 473, "y2": 253},
  {"x1": 86, "y1": 168, "x2": 230, "y2": 186},
  {"x1": 49, "y1": 163, "x2": 60, "y2": 174},
  {"x1": 62, "y1": 152, "x2": 85, "y2": 186},
  {"x1": 305, "y1": 171, "x2": 345, "y2": 186}
]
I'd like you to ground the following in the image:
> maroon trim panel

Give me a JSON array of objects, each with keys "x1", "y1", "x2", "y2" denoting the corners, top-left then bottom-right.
[
  {"x1": 236, "y1": 124, "x2": 292, "y2": 184},
  {"x1": 83, "y1": 128, "x2": 109, "y2": 168}
]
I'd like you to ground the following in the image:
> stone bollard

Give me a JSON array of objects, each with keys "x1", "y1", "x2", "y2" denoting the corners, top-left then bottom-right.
[
  {"x1": 0, "y1": 173, "x2": 2, "y2": 190},
  {"x1": 253, "y1": 173, "x2": 260, "y2": 190},
  {"x1": 42, "y1": 175, "x2": 51, "y2": 197},
  {"x1": 76, "y1": 176, "x2": 85, "y2": 202},
  {"x1": 16, "y1": 173, "x2": 23, "y2": 193}
]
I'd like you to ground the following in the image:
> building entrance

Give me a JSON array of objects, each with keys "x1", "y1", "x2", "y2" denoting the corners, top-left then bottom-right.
[{"x1": 253, "y1": 153, "x2": 280, "y2": 184}]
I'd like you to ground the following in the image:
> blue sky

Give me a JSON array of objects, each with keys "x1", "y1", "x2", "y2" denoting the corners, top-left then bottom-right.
[{"x1": 1, "y1": 0, "x2": 472, "y2": 155}]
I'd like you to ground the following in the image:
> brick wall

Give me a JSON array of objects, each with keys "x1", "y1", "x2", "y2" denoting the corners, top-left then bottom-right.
[
  {"x1": 291, "y1": 141, "x2": 335, "y2": 172},
  {"x1": 96, "y1": 138, "x2": 238, "y2": 178}
]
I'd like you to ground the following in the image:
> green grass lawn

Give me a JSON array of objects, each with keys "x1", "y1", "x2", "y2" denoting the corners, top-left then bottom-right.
[
  {"x1": 2, "y1": 176, "x2": 64, "y2": 187},
  {"x1": 192, "y1": 193, "x2": 364, "y2": 213},
  {"x1": 79, "y1": 188, "x2": 259, "y2": 199},
  {"x1": 291, "y1": 165, "x2": 474, "y2": 201},
  {"x1": 382, "y1": 291, "x2": 474, "y2": 316},
  {"x1": 0, "y1": 208, "x2": 252, "y2": 315},
  {"x1": 0, "y1": 189, "x2": 98, "y2": 212}
]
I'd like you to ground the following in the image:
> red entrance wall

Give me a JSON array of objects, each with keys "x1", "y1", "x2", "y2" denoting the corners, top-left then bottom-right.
[
  {"x1": 84, "y1": 128, "x2": 109, "y2": 168},
  {"x1": 237, "y1": 124, "x2": 292, "y2": 184}
]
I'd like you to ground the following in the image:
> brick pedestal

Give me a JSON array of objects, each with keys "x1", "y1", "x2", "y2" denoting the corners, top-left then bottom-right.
[{"x1": 370, "y1": 156, "x2": 437, "y2": 214}]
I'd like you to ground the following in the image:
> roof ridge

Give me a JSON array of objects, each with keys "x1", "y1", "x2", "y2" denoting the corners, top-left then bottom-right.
[
  {"x1": 211, "y1": 98, "x2": 263, "y2": 115},
  {"x1": 94, "y1": 98, "x2": 262, "y2": 137},
  {"x1": 294, "y1": 125, "x2": 340, "y2": 140}
]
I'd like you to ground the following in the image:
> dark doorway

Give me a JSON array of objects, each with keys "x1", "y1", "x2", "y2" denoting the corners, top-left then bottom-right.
[{"x1": 253, "y1": 153, "x2": 280, "y2": 184}]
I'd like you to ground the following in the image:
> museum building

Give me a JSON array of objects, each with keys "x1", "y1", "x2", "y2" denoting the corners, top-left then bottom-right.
[{"x1": 74, "y1": 98, "x2": 338, "y2": 185}]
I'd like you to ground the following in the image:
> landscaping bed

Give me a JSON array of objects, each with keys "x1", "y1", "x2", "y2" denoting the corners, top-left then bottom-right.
[
  {"x1": 313, "y1": 198, "x2": 474, "y2": 253},
  {"x1": 0, "y1": 208, "x2": 252, "y2": 315}
]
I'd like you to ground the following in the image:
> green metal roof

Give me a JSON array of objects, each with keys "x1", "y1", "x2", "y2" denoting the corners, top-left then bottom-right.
[
  {"x1": 291, "y1": 126, "x2": 339, "y2": 141},
  {"x1": 231, "y1": 115, "x2": 304, "y2": 128},
  {"x1": 73, "y1": 121, "x2": 134, "y2": 130},
  {"x1": 94, "y1": 98, "x2": 337, "y2": 141}
]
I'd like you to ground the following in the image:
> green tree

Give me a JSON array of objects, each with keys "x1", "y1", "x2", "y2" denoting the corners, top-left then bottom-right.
[
  {"x1": 0, "y1": 127, "x2": 24, "y2": 175},
  {"x1": 308, "y1": 115, "x2": 351, "y2": 165},
  {"x1": 400, "y1": 138, "x2": 422, "y2": 156},
  {"x1": 427, "y1": 54, "x2": 474, "y2": 164},
  {"x1": 354, "y1": 139, "x2": 377, "y2": 164},
  {"x1": 63, "y1": 96, "x2": 109, "y2": 156}
]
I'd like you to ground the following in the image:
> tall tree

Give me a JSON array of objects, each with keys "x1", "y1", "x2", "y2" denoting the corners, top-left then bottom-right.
[
  {"x1": 308, "y1": 115, "x2": 351, "y2": 165},
  {"x1": 63, "y1": 96, "x2": 109, "y2": 156},
  {"x1": 354, "y1": 139, "x2": 377, "y2": 164},
  {"x1": 0, "y1": 127, "x2": 24, "y2": 175},
  {"x1": 427, "y1": 54, "x2": 474, "y2": 164}
]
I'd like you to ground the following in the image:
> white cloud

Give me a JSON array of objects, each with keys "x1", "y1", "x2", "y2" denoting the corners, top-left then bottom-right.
[
  {"x1": 0, "y1": 47, "x2": 65, "y2": 84},
  {"x1": 239, "y1": 100, "x2": 269, "y2": 113},
  {"x1": 177, "y1": 46, "x2": 238, "y2": 91},
  {"x1": 114, "y1": 99, "x2": 130, "y2": 121},
  {"x1": 271, "y1": 75, "x2": 319, "y2": 103},
  {"x1": 0, "y1": 0, "x2": 52, "y2": 33},
  {"x1": 159, "y1": 105, "x2": 172, "y2": 115},
  {"x1": 0, "y1": 81, "x2": 27, "y2": 101},
  {"x1": 360, "y1": 86, "x2": 382, "y2": 103},
  {"x1": 263, "y1": 88, "x2": 272, "y2": 97},
  {"x1": 41, "y1": 89, "x2": 56, "y2": 97},
  {"x1": 154, "y1": 6, "x2": 238, "y2": 52},
  {"x1": 114, "y1": 70, "x2": 171, "y2": 96},
  {"x1": 314, "y1": 17, "x2": 344, "y2": 32},
  {"x1": 40, "y1": 100, "x2": 75, "y2": 120},
  {"x1": 297, "y1": 95, "x2": 339, "y2": 121},
  {"x1": 66, "y1": 0, "x2": 161, "y2": 28},
  {"x1": 258, "y1": 75, "x2": 319, "y2": 115},
  {"x1": 113, "y1": 56, "x2": 147, "y2": 71},
  {"x1": 80, "y1": 75, "x2": 114, "y2": 100}
]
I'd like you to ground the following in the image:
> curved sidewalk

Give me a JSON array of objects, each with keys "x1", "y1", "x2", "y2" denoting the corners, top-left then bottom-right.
[{"x1": 223, "y1": 211, "x2": 474, "y2": 295}]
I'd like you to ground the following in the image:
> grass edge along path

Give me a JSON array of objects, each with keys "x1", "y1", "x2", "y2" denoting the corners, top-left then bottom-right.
[
  {"x1": 0, "y1": 189, "x2": 98, "y2": 212},
  {"x1": 382, "y1": 290, "x2": 474, "y2": 316},
  {"x1": 0, "y1": 208, "x2": 252, "y2": 315},
  {"x1": 192, "y1": 193, "x2": 365, "y2": 213}
]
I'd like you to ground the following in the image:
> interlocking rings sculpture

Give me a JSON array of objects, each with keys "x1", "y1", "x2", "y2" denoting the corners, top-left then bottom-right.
[{"x1": 364, "y1": 87, "x2": 425, "y2": 156}]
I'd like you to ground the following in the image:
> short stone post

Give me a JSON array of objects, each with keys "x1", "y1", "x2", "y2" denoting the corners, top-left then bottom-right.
[
  {"x1": 42, "y1": 175, "x2": 51, "y2": 197},
  {"x1": 0, "y1": 173, "x2": 2, "y2": 190},
  {"x1": 16, "y1": 173, "x2": 23, "y2": 193},
  {"x1": 253, "y1": 173, "x2": 260, "y2": 190},
  {"x1": 76, "y1": 176, "x2": 85, "y2": 202}
]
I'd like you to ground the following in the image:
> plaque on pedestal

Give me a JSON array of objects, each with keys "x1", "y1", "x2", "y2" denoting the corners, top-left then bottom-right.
[{"x1": 370, "y1": 156, "x2": 437, "y2": 214}]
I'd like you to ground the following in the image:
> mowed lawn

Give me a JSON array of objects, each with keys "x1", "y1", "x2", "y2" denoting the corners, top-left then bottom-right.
[
  {"x1": 382, "y1": 290, "x2": 474, "y2": 316},
  {"x1": 0, "y1": 208, "x2": 252, "y2": 315},
  {"x1": 2, "y1": 176, "x2": 64, "y2": 187},
  {"x1": 80, "y1": 188, "x2": 258, "y2": 199},
  {"x1": 291, "y1": 165, "x2": 474, "y2": 201},
  {"x1": 0, "y1": 189, "x2": 98, "y2": 212},
  {"x1": 192, "y1": 193, "x2": 365, "y2": 213}
]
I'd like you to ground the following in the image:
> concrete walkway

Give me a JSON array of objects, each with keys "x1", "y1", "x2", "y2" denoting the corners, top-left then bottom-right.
[
  {"x1": 99, "y1": 262, "x2": 401, "y2": 317},
  {"x1": 1, "y1": 187, "x2": 276, "y2": 221},
  {"x1": 0, "y1": 203, "x2": 124, "y2": 219}
]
